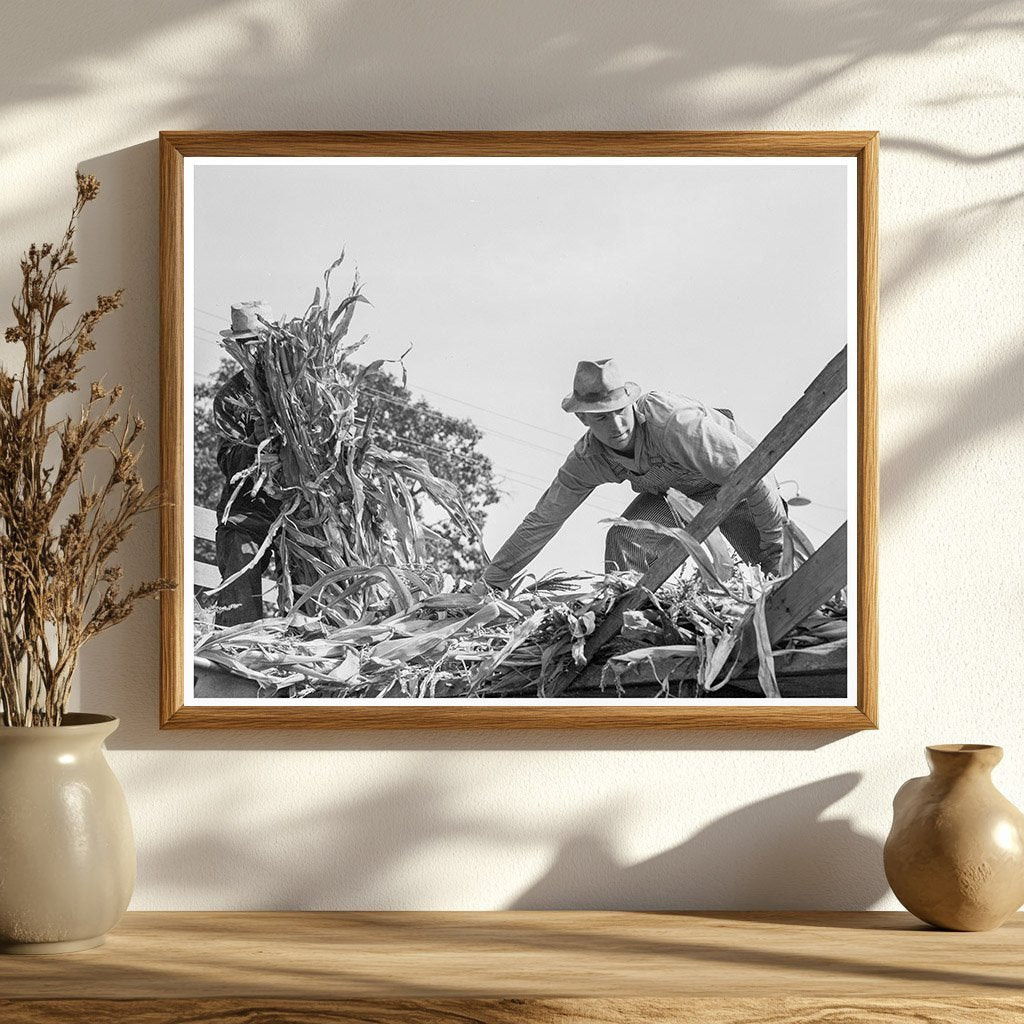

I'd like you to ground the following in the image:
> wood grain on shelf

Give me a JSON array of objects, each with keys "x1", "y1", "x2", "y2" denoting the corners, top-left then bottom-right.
[
  {"x1": 0, "y1": 911, "x2": 1019, "y2": 997},
  {"x1": 4, "y1": 997, "x2": 1023, "y2": 1024},
  {"x1": 0, "y1": 911, "x2": 1019, "y2": 1023}
]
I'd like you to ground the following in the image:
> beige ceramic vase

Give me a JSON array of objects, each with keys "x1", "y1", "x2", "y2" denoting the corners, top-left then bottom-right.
[
  {"x1": 0, "y1": 713, "x2": 135, "y2": 953},
  {"x1": 884, "y1": 744, "x2": 1024, "y2": 930}
]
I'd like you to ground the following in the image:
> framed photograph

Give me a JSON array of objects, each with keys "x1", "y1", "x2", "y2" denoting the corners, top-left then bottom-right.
[{"x1": 160, "y1": 131, "x2": 877, "y2": 730}]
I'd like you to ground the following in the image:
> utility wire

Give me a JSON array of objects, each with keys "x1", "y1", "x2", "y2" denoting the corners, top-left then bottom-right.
[
  {"x1": 362, "y1": 386, "x2": 570, "y2": 458},
  {"x1": 191, "y1": 329, "x2": 590, "y2": 506},
  {"x1": 411, "y1": 383, "x2": 578, "y2": 442},
  {"x1": 193, "y1": 323, "x2": 227, "y2": 342},
  {"x1": 488, "y1": 472, "x2": 626, "y2": 518},
  {"x1": 808, "y1": 500, "x2": 847, "y2": 514},
  {"x1": 197, "y1": 310, "x2": 843, "y2": 505},
  {"x1": 790, "y1": 518, "x2": 831, "y2": 538},
  {"x1": 193, "y1": 303, "x2": 577, "y2": 440},
  {"x1": 192, "y1": 323, "x2": 574, "y2": 460},
  {"x1": 387, "y1": 432, "x2": 485, "y2": 466},
  {"x1": 384, "y1": 433, "x2": 624, "y2": 516},
  {"x1": 371, "y1": 383, "x2": 842, "y2": 520}
]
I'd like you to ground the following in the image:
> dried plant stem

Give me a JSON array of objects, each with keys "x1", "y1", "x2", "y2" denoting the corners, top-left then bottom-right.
[{"x1": 0, "y1": 174, "x2": 172, "y2": 726}]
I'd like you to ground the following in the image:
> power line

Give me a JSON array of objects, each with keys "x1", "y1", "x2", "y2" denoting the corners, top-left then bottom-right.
[
  {"x1": 194, "y1": 306, "x2": 579, "y2": 443},
  {"x1": 488, "y1": 470, "x2": 626, "y2": 517},
  {"x1": 483, "y1": 466, "x2": 627, "y2": 516},
  {"x1": 194, "y1": 310, "x2": 831, "y2": 528},
  {"x1": 198, "y1": 309, "x2": 841, "y2": 498},
  {"x1": 789, "y1": 514, "x2": 839, "y2": 539},
  {"x1": 412, "y1": 383, "x2": 578, "y2": 442},
  {"x1": 355, "y1": 428, "x2": 624, "y2": 517},
  {"x1": 795, "y1": 522, "x2": 833, "y2": 540},
  {"x1": 383, "y1": 434, "x2": 623, "y2": 516},
  {"x1": 809, "y1": 500, "x2": 847, "y2": 514},
  {"x1": 188, "y1": 348, "x2": 589, "y2": 506},
  {"x1": 387, "y1": 432, "x2": 487, "y2": 466},
  {"x1": 362, "y1": 386, "x2": 569, "y2": 459},
  {"x1": 194, "y1": 319, "x2": 574, "y2": 460}
]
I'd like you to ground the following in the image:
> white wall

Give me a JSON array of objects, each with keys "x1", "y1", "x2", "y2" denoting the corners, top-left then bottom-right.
[{"x1": 2, "y1": 0, "x2": 1021, "y2": 910}]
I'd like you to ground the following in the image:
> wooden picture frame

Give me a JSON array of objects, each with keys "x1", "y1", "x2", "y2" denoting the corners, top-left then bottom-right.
[{"x1": 160, "y1": 131, "x2": 877, "y2": 730}]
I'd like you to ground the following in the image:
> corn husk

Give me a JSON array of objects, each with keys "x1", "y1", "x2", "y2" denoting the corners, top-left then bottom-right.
[{"x1": 195, "y1": 562, "x2": 847, "y2": 700}]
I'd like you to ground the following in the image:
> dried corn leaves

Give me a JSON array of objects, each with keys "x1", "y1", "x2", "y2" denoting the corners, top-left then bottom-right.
[{"x1": 195, "y1": 564, "x2": 848, "y2": 700}]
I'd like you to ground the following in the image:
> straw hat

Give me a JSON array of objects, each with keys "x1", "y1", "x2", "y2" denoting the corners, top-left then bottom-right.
[
  {"x1": 219, "y1": 301, "x2": 273, "y2": 340},
  {"x1": 561, "y1": 359, "x2": 641, "y2": 413}
]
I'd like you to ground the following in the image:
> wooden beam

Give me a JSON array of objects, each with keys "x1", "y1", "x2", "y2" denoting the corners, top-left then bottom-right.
[
  {"x1": 639, "y1": 346, "x2": 847, "y2": 593},
  {"x1": 544, "y1": 346, "x2": 848, "y2": 697},
  {"x1": 578, "y1": 527, "x2": 848, "y2": 699},
  {"x1": 738, "y1": 522, "x2": 847, "y2": 663}
]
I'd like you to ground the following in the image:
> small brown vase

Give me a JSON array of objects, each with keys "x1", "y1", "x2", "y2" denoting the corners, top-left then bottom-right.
[
  {"x1": 0, "y1": 714, "x2": 135, "y2": 953},
  {"x1": 884, "y1": 744, "x2": 1024, "y2": 931}
]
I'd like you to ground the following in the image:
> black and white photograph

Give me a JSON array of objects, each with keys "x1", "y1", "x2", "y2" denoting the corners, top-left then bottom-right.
[{"x1": 171, "y1": 142, "x2": 867, "y2": 716}]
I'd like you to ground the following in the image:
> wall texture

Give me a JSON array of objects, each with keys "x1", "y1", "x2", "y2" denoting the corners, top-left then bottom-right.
[{"x1": 1, "y1": 0, "x2": 1021, "y2": 910}]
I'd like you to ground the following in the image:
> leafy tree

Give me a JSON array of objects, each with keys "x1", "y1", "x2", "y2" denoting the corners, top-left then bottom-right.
[{"x1": 193, "y1": 357, "x2": 500, "y2": 578}]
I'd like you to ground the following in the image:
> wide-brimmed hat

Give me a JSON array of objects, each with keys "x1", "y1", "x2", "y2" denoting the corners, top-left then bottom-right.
[
  {"x1": 561, "y1": 359, "x2": 641, "y2": 414},
  {"x1": 219, "y1": 301, "x2": 273, "y2": 341}
]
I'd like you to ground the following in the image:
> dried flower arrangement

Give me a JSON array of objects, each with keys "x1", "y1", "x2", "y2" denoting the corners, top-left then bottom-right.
[{"x1": 0, "y1": 174, "x2": 171, "y2": 726}]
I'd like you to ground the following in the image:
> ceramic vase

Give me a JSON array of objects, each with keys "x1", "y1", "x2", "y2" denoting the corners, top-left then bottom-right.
[
  {"x1": 884, "y1": 744, "x2": 1024, "y2": 931},
  {"x1": 0, "y1": 713, "x2": 135, "y2": 953}
]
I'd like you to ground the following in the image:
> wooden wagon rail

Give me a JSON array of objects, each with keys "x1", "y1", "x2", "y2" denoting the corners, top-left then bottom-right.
[{"x1": 193, "y1": 504, "x2": 277, "y2": 602}]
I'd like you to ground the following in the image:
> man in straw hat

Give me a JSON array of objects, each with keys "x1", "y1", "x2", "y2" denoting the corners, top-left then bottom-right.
[
  {"x1": 211, "y1": 302, "x2": 282, "y2": 625},
  {"x1": 481, "y1": 358, "x2": 788, "y2": 590}
]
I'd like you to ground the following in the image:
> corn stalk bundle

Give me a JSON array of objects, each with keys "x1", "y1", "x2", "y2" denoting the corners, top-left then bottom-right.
[{"x1": 210, "y1": 254, "x2": 481, "y2": 624}]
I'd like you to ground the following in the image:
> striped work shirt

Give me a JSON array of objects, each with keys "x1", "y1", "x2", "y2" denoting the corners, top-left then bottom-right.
[{"x1": 483, "y1": 391, "x2": 787, "y2": 588}]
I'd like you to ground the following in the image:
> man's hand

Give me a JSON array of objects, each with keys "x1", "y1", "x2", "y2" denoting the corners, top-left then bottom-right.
[{"x1": 758, "y1": 552, "x2": 783, "y2": 579}]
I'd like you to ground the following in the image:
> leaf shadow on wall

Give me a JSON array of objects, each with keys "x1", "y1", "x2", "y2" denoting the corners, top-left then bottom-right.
[
  {"x1": 144, "y1": 0, "x2": 1018, "y2": 131},
  {"x1": 132, "y1": 763, "x2": 552, "y2": 911},
  {"x1": 511, "y1": 773, "x2": 887, "y2": 910},
  {"x1": 0, "y1": 0, "x2": 1019, "y2": 245},
  {"x1": 882, "y1": 333, "x2": 1024, "y2": 511},
  {"x1": 122, "y1": 761, "x2": 1022, "y2": 990},
  {"x1": 129, "y1": 761, "x2": 886, "y2": 912}
]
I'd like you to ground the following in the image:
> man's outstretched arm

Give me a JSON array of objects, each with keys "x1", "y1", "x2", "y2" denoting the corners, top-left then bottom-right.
[{"x1": 482, "y1": 452, "x2": 614, "y2": 589}]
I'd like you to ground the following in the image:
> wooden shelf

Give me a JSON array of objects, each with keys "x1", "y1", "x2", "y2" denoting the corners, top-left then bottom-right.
[{"x1": 1, "y1": 911, "x2": 1021, "y2": 1022}]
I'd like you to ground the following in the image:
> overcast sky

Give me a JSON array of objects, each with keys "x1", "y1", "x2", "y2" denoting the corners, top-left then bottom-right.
[{"x1": 190, "y1": 157, "x2": 852, "y2": 578}]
